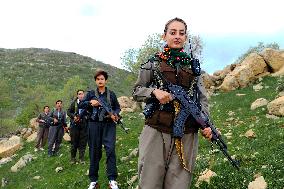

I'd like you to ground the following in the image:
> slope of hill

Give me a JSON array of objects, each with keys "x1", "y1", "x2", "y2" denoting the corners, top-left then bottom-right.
[
  {"x1": 0, "y1": 75, "x2": 283, "y2": 188},
  {"x1": 0, "y1": 48, "x2": 135, "y2": 134}
]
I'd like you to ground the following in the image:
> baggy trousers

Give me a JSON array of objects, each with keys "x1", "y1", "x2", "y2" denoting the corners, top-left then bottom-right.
[
  {"x1": 70, "y1": 121, "x2": 88, "y2": 160},
  {"x1": 88, "y1": 121, "x2": 117, "y2": 182},
  {"x1": 35, "y1": 127, "x2": 49, "y2": 148},
  {"x1": 48, "y1": 126, "x2": 64, "y2": 155},
  {"x1": 138, "y1": 125, "x2": 199, "y2": 189}
]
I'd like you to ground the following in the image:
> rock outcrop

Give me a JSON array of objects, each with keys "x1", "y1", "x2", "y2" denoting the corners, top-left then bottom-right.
[
  {"x1": 267, "y1": 96, "x2": 284, "y2": 116},
  {"x1": 202, "y1": 48, "x2": 284, "y2": 93},
  {"x1": 261, "y1": 48, "x2": 284, "y2": 72},
  {"x1": 219, "y1": 53, "x2": 268, "y2": 91},
  {"x1": 0, "y1": 136, "x2": 22, "y2": 158}
]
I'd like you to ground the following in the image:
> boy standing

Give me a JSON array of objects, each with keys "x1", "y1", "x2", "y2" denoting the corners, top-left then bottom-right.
[{"x1": 80, "y1": 70, "x2": 121, "y2": 189}]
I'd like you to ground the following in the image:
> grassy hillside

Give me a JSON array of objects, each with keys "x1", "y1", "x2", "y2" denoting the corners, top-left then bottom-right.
[
  {"x1": 0, "y1": 75, "x2": 283, "y2": 188},
  {"x1": 0, "y1": 48, "x2": 136, "y2": 135}
]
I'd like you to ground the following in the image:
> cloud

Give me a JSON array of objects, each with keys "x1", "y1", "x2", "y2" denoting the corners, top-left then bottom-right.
[{"x1": 0, "y1": 0, "x2": 283, "y2": 70}]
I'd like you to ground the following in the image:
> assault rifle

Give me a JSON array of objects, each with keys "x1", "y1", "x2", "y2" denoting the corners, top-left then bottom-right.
[
  {"x1": 80, "y1": 90, "x2": 128, "y2": 134},
  {"x1": 145, "y1": 68, "x2": 240, "y2": 170}
]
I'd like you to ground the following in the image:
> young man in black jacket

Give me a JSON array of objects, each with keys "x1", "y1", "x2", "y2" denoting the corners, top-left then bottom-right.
[
  {"x1": 80, "y1": 70, "x2": 121, "y2": 189},
  {"x1": 67, "y1": 90, "x2": 88, "y2": 164}
]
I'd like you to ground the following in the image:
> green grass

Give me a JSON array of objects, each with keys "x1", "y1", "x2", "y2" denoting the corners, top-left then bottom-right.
[
  {"x1": 0, "y1": 112, "x2": 144, "y2": 189},
  {"x1": 1, "y1": 76, "x2": 283, "y2": 188}
]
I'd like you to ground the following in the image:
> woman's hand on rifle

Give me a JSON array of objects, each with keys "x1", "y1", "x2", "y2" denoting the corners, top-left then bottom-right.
[{"x1": 152, "y1": 89, "x2": 173, "y2": 104}]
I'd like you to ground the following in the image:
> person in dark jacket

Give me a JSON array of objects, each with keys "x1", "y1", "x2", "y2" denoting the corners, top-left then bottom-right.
[
  {"x1": 48, "y1": 100, "x2": 67, "y2": 157},
  {"x1": 67, "y1": 89, "x2": 88, "y2": 164},
  {"x1": 80, "y1": 70, "x2": 121, "y2": 189},
  {"x1": 35, "y1": 105, "x2": 52, "y2": 152}
]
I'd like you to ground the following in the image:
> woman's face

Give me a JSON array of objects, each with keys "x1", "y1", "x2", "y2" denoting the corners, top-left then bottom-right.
[{"x1": 163, "y1": 21, "x2": 187, "y2": 49}]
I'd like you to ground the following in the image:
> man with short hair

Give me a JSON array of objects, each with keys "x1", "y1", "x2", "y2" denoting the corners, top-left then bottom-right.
[
  {"x1": 67, "y1": 90, "x2": 88, "y2": 164},
  {"x1": 80, "y1": 70, "x2": 121, "y2": 189},
  {"x1": 48, "y1": 100, "x2": 67, "y2": 157},
  {"x1": 35, "y1": 105, "x2": 52, "y2": 152}
]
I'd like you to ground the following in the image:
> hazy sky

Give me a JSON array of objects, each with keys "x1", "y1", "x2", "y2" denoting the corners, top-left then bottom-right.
[{"x1": 0, "y1": 0, "x2": 283, "y2": 74}]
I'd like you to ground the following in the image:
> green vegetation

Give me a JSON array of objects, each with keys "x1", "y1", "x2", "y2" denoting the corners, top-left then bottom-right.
[
  {"x1": 0, "y1": 75, "x2": 283, "y2": 188},
  {"x1": 0, "y1": 48, "x2": 136, "y2": 135},
  {"x1": 234, "y1": 42, "x2": 280, "y2": 65}
]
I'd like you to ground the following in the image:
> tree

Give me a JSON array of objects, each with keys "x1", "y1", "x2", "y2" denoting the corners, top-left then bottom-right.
[{"x1": 121, "y1": 33, "x2": 162, "y2": 73}]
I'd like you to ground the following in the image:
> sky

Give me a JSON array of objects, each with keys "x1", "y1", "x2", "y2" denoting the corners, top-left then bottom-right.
[{"x1": 0, "y1": 0, "x2": 283, "y2": 74}]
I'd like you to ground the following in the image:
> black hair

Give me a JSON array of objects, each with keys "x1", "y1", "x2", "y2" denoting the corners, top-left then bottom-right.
[
  {"x1": 77, "y1": 89, "x2": 84, "y2": 95},
  {"x1": 94, "y1": 70, "x2": 108, "y2": 80},
  {"x1": 43, "y1": 105, "x2": 49, "y2": 110},
  {"x1": 56, "y1": 100, "x2": 62, "y2": 104}
]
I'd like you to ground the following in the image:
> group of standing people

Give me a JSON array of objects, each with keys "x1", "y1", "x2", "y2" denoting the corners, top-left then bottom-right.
[
  {"x1": 35, "y1": 100, "x2": 69, "y2": 157},
  {"x1": 35, "y1": 95, "x2": 88, "y2": 161},
  {"x1": 35, "y1": 70, "x2": 121, "y2": 189},
  {"x1": 35, "y1": 17, "x2": 215, "y2": 189}
]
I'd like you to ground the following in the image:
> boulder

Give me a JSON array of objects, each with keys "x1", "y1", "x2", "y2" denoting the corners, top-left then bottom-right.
[
  {"x1": 248, "y1": 176, "x2": 267, "y2": 189},
  {"x1": 118, "y1": 96, "x2": 135, "y2": 109},
  {"x1": 265, "y1": 114, "x2": 279, "y2": 119},
  {"x1": 202, "y1": 73, "x2": 215, "y2": 89},
  {"x1": 213, "y1": 63, "x2": 236, "y2": 80},
  {"x1": 251, "y1": 98, "x2": 269, "y2": 110},
  {"x1": 219, "y1": 53, "x2": 268, "y2": 91},
  {"x1": 26, "y1": 132, "x2": 38, "y2": 143},
  {"x1": 0, "y1": 157, "x2": 13, "y2": 166},
  {"x1": 11, "y1": 153, "x2": 34, "y2": 172},
  {"x1": 29, "y1": 118, "x2": 39, "y2": 131},
  {"x1": 253, "y1": 83, "x2": 263, "y2": 92},
  {"x1": 195, "y1": 169, "x2": 217, "y2": 187},
  {"x1": 55, "y1": 167, "x2": 63, "y2": 173},
  {"x1": 261, "y1": 48, "x2": 284, "y2": 72},
  {"x1": 33, "y1": 176, "x2": 41, "y2": 180},
  {"x1": 118, "y1": 96, "x2": 140, "y2": 113},
  {"x1": 271, "y1": 65, "x2": 284, "y2": 77},
  {"x1": 0, "y1": 136, "x2": 22, "y2": 158},
  {"x1": 267, "y1": 96, "x2": 284, "y2": 116},
  {"x1": 22, "y1": 128, "x2": 33, "y2": 139},
  {"x1": 245, "y1": 129, "x2": 256, "y2": 138}
]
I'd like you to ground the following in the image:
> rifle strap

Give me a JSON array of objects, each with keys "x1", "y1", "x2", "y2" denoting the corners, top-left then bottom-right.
[
  {"x1": 94, "y1": 88, "x2": 111, "y2": 105},
  {"x1": 94, "y1": 88, "x2": 111, "y2": 121},
  {"x1": 175, "y1": 138, "x2": 191, "y2": 172},
  {"x1": 75, "y1": 99, "x2": 78, "y2": 114}
]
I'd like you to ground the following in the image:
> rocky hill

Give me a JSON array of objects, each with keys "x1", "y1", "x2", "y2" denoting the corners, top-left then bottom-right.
[
  {"x1": 0, "y1": 48, "x2": 135, "y2": 134},
  {"x1": 203, "y1": 48, "x2": 284, "y2": 92}
]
